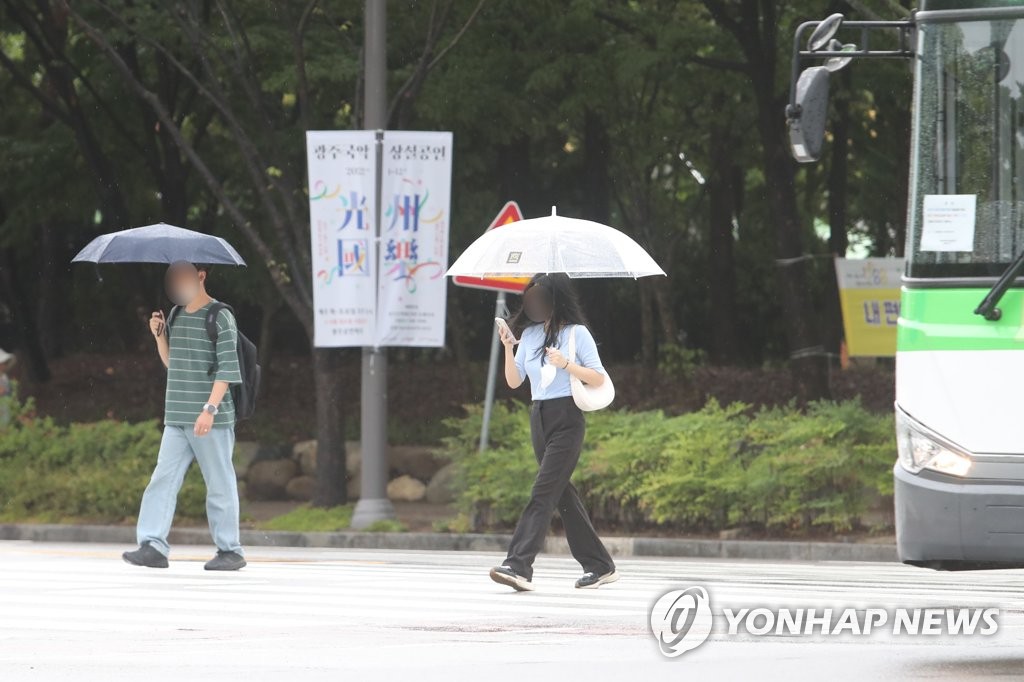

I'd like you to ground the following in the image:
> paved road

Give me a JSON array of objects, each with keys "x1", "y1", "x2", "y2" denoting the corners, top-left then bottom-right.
[{"x1": 1, "y1": 541, "x2": 1023, "y2": 681}]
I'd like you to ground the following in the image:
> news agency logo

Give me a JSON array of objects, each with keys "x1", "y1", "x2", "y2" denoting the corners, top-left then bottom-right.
[
  {"x1": 649, "y1": 587, "x2": 714, "y2": 657},
  {"x1": 649, "y1": 585, "x2": 1000, "y2": 659}
]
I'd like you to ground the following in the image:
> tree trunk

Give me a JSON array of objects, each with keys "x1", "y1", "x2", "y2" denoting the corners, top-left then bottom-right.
[
  {"x1": 639, "y1": 278, "x2": 657, "y2": 370},
  {"x1": 257, "y1": 300, "x2": 280, "y2": 373},
  {"x1": 752, "y1": 74, "x2": 829, "y2": 400},
  {"x1": 762, "y1": 140, "x2": 830, "y2": 400},
  {"x1": 0, "y1": 247, "x2": 51, "y2": 383},
  {"x1": 311, "y1": 346, "x2": 347, "y2": 507},
  {"x1": 650, "y1": 276, "x2": 679, "y2": 346},
  {"x1": 826, "y1": 70, "x2": 851, "y2": 357},
  {"x1": 580, "y1": 109, "x2": 613, "y2": 344},
  {"x1": 707, "y1": 123, "x2": 740, "y2": 363},
  {"x1": 445, "y1": 290, "x2": 469, "y2": 366},
  {"x1": 36, "y1": 221, "x2": 67, "y2": 359}
]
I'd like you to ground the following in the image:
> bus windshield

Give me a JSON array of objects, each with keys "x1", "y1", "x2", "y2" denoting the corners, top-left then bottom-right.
[{"x1": 907, "y1": 15, "x2": 1024, "y2": 279}]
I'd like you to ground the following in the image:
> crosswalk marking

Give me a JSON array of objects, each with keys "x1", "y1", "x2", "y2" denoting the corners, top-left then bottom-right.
[{"x1": 3, "y1": 541, "x2": 1024, "y2": 642}]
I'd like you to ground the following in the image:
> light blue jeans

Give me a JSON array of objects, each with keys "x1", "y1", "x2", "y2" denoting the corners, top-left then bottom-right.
[{"x1": 136, "y1": 425, "x2": 243, "y2": 558}]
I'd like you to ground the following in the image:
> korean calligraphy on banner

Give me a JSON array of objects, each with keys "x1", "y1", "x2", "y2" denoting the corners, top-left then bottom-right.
[
  {"x1": 306, "y1": 130, "x2": 377, "y2": 347},
  {"x1": 834, "y1": 257, "x2": 905, "y2": 357},
  {"x1": 376, "y1": 131, "x2": 453, "y2": 347},
  {"x1": 306, "y1": 130, "x2": 453, "y2": 348}
]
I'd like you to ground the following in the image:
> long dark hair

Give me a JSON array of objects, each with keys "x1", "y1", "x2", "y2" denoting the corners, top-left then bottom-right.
[{"x1": 506, "y1": 273, "x2": 589, "y2": 360}]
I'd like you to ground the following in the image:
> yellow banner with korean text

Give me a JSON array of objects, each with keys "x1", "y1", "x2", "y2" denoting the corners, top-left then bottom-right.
[{"x1": 834, "y1": 257, "x2": 904, "y2": 357}]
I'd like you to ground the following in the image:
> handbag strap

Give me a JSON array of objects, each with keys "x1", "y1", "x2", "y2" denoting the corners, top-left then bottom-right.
[{"x1": 568, "y1": 324, "x2": 578, "y2": 363}]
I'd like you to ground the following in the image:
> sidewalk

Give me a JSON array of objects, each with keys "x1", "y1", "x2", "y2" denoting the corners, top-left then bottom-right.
[{"x1": 0, "y1": 522, "x2": 899, "y2": 563}]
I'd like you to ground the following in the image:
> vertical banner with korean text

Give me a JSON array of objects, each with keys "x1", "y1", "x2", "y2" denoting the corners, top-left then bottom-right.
[
  {"x1": 306, "y1": 131, "x2": 377, "y2": 347},
  {"x1": 835, "y1": 257, "x2": 905, "y2": 357},
  {"x1": 376, "y1": 131, "x2": 453, "y2": 347}
]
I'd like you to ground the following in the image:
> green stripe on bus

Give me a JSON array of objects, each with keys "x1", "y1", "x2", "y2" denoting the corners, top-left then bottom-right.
[{"x1": 898, "y1": 288, "x2": 1024, "y2": 351}]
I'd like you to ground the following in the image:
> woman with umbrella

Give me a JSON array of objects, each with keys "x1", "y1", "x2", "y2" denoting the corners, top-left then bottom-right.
[
  {"x1": 488, "y1": 273, "x2": 619, "y2": 591},
  {"x1": 448, "y1": 207, "x2": 665, "y2": 590}
]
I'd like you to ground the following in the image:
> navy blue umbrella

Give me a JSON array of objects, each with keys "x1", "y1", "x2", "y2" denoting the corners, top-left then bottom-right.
[{"x1": 71, "y1": 222, "x2": 246, "y2": 266}]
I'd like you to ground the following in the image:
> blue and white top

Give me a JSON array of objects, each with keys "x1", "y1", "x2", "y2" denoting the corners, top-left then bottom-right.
[{"x1": 514, "y1": 324, "x2": 606, "y2": 401}]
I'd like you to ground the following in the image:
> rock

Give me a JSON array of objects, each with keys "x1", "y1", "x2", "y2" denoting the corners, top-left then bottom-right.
[
  {"x1": 425, "y1": 462, "x2": 458, "y2": 505},
  {"x1": 254, "y1": 443, "x2": 292, "y2": 463},
  {"x1": 285, "y1": 475, "x2": 317, "y2": 502},
  {"x1": 386, "y1": 474, "x2": 426, "y2": 502},
  {"x1": 293, "y1": 439, "x2": 318, "y2": 477},
  {"x1": 233, "y1": 441, "x2": 261, "y2": 480},
  {"x1": 345, "y1": 440, "x2": 361, "y2": 475},
  {"x1": 389, "y1": 445, "x2": 447, "y2": 481},
  {"x1": 292, "y1": 439, "x2": 362, "y2": 478},
  {"x1": 719, "y1": 527, "x2": 747, "y2": 541},
  {"x1": 246, "y1": 459, "x2": 299, "y2": 501}
]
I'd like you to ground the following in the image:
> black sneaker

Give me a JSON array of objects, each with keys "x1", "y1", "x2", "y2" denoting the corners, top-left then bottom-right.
[
  {"x1": 204, "y1": 550, "x2": 247, "y2": 571},
  {"x1": 122, "y1": 542, "x2": 169, "y2": 569},
  {"x1": 575, "y1": 569, "x2": 619, "y2": 589},
  {"x1": 489, "y1": 565, "x2": 535, "y2": 592}
]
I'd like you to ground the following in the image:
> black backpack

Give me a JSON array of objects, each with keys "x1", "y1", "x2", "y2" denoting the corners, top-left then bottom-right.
[{"x1": 167, "y1": 301, "x2": 261, "y2": 420}]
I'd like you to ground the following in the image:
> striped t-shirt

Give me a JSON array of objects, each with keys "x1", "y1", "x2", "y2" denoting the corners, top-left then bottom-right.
[{"x1": 165, "y1": 301, "x2": 242, "y2": 427}]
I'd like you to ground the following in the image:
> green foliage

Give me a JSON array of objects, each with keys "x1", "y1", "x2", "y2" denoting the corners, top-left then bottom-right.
[
  {"x1": 257, "y1": 504, "x2": 354, "y2": 532},
  {"x1": 0, "y1": 0, "x2": 914, "y2": 368},
  {"x1": 363, "y1": 519, "x2": 408, "y2": 533},
  {"x1": 657, "y1": 343, "x2": 707, "y2": 380},
  {"x1": 0, "y1": 396, "x2": 206, "y2": 522},
  {"x1": 440, "y1": 402, "x2": 538, "y2": 527},
  {"x1": 440, "y1": 399, "x2": 895, "y2": 535}
]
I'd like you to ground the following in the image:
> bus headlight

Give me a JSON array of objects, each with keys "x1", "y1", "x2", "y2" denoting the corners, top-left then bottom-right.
[{"x1": 896, "y1": 409, "x2": 972, "y2": 477}]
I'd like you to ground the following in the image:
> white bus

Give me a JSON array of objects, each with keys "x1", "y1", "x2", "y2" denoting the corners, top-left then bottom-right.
[{"x1": 789, "y1": 1, "x2": 1024, "y2": 569}]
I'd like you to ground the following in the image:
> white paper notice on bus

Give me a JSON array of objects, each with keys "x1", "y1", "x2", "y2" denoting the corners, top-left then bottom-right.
[{"x1": 920, "y1": 194, "x2": 977, "y2": 252}]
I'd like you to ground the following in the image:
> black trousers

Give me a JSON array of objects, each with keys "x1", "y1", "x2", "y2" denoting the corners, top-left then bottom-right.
[{"x1": 503, "y1": 396, "x2": 615, "y2": 581}]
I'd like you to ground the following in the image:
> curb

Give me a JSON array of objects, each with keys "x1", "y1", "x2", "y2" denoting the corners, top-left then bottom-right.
[{"x1": 0, "y1": 523, "x2": 899, "y2": 563}]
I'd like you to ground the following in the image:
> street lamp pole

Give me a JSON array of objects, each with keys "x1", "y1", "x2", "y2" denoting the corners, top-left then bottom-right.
[{"x1": 352, "y1": 0, "x2": 395, "y2": 529}]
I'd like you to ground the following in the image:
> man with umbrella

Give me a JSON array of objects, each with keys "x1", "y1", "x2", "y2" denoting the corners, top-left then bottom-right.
[
  {"x1": 74, "y1": 224, "x2": 248, "y2": 571},
  {"x1": 119, "y1": 261, "x2": 246, "y2": 570}
]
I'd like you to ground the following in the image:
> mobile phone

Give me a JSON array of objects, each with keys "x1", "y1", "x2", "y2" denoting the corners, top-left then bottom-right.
[{"x1": 495, "y1": 317, "x2": 517, "y2": 343}]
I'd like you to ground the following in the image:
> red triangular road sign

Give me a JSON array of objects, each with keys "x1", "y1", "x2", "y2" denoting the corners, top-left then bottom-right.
[{"x1": 453, "y1": 201, "x2": 531, "y2": 293}]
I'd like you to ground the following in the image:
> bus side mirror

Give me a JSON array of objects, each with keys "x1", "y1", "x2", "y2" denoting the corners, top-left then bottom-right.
[{"x1": 787, "y1": 66, "x2": 831, "y2": 163}]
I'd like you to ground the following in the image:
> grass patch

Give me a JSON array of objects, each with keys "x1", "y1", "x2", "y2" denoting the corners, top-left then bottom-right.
[
  {"x1": 362, "y1": 519, "x2": 407, "y2": 533},
  {"x1": 256, "y1": 504, "x2": 354, "y2": 532}
]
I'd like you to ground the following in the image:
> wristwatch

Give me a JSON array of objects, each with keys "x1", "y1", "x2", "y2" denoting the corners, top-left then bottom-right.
[{"x1": 202, "y1": 403, "x2": 219, "y2": 416}]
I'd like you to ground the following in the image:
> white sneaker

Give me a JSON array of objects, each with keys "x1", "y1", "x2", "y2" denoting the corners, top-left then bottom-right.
[
  {"x1": 575, "y1": 569, "x2": 619, "y2": 589},
  {"x1": 489, "y1": 565, "x2": 535, "y2": 592}
]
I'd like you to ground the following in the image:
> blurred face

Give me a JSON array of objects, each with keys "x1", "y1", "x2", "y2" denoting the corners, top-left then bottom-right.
[
  {"x1": 522, "y1": 284, "x2": 553, "y2": 323},
  {"x1": 165, "y1": 261, "x2": 204, "y2": 306}
]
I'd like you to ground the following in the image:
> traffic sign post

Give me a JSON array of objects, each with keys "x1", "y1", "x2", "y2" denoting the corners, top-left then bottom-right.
[{"x1": 454, "y1": 202, "x2": 528, "y2": 450}]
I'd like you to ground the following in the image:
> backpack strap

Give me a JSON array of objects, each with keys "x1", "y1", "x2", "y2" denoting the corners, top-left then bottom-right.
[
  {"x1": 166, "y1": 305, "x2": 182, "y2": 333},
  {"x1": 204, "y1": 302, "x2": 234, "y2": 377}
]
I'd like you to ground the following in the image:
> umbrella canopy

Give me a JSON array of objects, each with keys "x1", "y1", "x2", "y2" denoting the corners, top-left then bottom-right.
[
  {"x1": 71, "y1": 222, "x2": 246, "y2": 266},
  {"x1": 445, "y1": 208, "x2": 665, "y2": 280}
]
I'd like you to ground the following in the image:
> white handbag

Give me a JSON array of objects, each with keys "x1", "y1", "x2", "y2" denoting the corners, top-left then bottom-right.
[{"x1": 566, "y1": 325, "x2": 615, "y2": 411}]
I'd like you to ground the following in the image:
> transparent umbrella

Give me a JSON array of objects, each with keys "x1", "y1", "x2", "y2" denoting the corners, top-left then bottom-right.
[{"x1": 445, "y1": 208, "x2": 665, "y2": 280}]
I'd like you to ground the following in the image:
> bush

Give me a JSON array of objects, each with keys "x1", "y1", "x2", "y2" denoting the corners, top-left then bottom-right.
[
  {"x1": 0, "y1": 395, "x2": 207, "y2": 522},
  {"x1": 440, "y1": 402, "x2": 536, "y2": 528},
  {"x1": 440, "y1": 398, "x2": 895, "y2": 535}
]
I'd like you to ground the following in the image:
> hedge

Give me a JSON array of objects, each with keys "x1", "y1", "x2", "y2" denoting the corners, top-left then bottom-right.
[
  {"x1": 0, "y1": 395, "x2": 206, "y2": 522},
  {"x1": 439, "y1": 399, "x2": 895, "y2": 535}
]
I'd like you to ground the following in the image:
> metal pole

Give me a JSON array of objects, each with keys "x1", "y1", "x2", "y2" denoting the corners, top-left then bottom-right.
[
  {"x1": 352, "y1": 0, "x2": 395, "y2": 529},
  {"x1": 478, "y1": 291, "x2": 507, "y2": 451}
]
